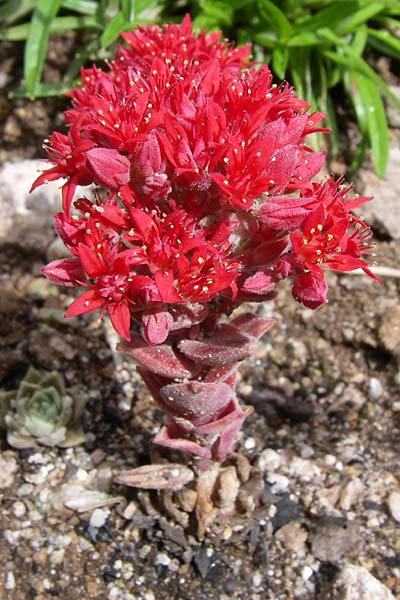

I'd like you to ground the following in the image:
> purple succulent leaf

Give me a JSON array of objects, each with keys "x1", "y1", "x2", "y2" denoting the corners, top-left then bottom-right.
[
  {"x1": 168, "y1": 303, "x2": 209, "y2": 332},
  {"x1": 114, "y1": 463, "x2": 194, "y2": 490},
  {"x1": 211, "y1": 411, "x2": 251, "y2": 462},
  {"x1": 178, "y1": 323, "x2": 253, "y2": 366},
  {"x1": 137, "y1": 367, "x2": 168, "y2": 404},
  {"x1": 160, "y1": 381, "x2": 232, "y2": 425},
  {"x1": 203, "y1": 362, "x2": 239, "y2": 383},
  {"x1": 195, "y1": 398, "x2": 249, "y2": 436},
  {"x1": 119, "y1": 335, "x2": 197, "y2": 379},
  {"x1": 153, "y1": 425, "x2": 212, "y2": 458},
  {"x1": 230, "y1": 313, "x2": 274, "y2": 340}
]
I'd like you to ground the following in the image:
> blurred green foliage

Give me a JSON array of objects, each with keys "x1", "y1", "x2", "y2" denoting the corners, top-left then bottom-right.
[{"x1": 1, "y1": 0, "x2": 400, "y2": 175}]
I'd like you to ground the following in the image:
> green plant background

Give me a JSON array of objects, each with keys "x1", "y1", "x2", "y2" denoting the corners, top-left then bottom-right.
[{"x1": 1, "y1": 0, "x2": 399, "y2": 176}]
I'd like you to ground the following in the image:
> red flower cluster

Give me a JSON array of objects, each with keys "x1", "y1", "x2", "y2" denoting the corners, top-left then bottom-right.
[
  {"x1": 35, "y1": 16, "x2": 376, "y2": 341},
  {"x1": 35, "y1": 17, "x2": 378, "y2": 460}
]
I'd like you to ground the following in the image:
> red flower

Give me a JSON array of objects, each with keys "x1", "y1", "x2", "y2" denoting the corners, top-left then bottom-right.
[
  {"x1": 31, "y1": 128, "x2": 96, "y2": 213},
  {"x1": 290, "y1": 182, "x2": 379, "y2": 282}
]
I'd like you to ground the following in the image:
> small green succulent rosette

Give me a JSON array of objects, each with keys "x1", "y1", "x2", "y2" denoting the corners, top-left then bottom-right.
[{"x1": 1, "y1": 367, "x2": 88, "y2": 449}]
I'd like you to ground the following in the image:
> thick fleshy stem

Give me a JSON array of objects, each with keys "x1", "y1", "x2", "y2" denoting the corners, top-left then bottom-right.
[{"x1": 120, "y1": 313, "x2": 273, "y2": 463}]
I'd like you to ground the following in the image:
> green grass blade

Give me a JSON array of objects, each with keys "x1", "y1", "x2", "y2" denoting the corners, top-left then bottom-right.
[
  {"x1": 337, "y1": 3, "x2": 385, "y2": 34},
  {"x1": 257, "y1": 0, "x2": 293, "y2": 40},
  {"x1": 10, "y1": 80, "x2": 77, "y2": 98},
  {"x1": 350, "y1": 71, "x2": 389, "y2": 177},
  {"x1": 100, "y1": 11, "x2": 127, "y2": 47},
  {"x1": 0, "y1": 0, "x2": 36, "y2": 25},
  {"x1": 351, "y1": 24, "x2": 368, "y2": 56},
  {"x1": 195, "y1": 0, "x2": 234, "y2": 29},
  {"x1": 61, "y1": 0, "x2": 98, "y2": 14},
  {"x1": 293, "y1": 2, "x2": 358, "y2": 34},
  {"x1": 325, "y1": 93, "x2": 339, "y2": 158},
  {"x1": 253, "y1": 31, "x2": 277, "y2": 49},
  {"x1": 24, "y1": 0, "x2": 62, "y2": 98},
  {"x1": 272, "y1": 46, "x2": 289, "y2": 79},
  {"x1": 368, "y1": 27, "x2": 400, "y2": 60},
  {"x1": 319, "y1": 28, "x2": 400, "y2": 110},
  {"x1": 121, "y1": 0, "x2": 135, "y2": 21},
  {"x1": 287, "y1": 31, "x2": 318, "y2": 47},
  {"x1": 0, "y1": 15, "x2": 99, "y2": 41}
]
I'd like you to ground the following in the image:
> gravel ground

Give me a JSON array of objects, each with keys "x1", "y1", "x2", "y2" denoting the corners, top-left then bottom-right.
[{"x1": 0, "y1": 230, "x2": 399, "y2": 599}]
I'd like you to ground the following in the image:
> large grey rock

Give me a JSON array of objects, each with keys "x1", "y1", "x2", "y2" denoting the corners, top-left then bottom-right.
[
  {"x1": 0, "y1": 159, "x2": 61, "y2": 254},
  {"x1": 332, "y1": 564, "x2": 396, "y2": 600},
  {"x1": 357, "y1": 137, "x2": 400, "y2": 239},
  {"x1": 386, "y1": 86, "x2": 400, "y2": 129}
]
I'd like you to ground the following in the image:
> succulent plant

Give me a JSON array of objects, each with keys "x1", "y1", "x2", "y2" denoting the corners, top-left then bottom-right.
[{"x1": 1, "y1": 367, "x2": 88, "y2": 449}]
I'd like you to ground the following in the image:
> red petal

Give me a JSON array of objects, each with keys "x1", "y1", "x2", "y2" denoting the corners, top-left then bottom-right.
[
  {"x1": 77, "y1": 244, "x2": 106, "y2": 278},
  {"x1": 64, "y1": 289, "x2": 103, "y2": 317},
  {"x1": 30, "y1": 166, "x2": 65, "y2": 192},
  {"x1": 108, "y1": 300, "x2": 131, "y2": 340}
]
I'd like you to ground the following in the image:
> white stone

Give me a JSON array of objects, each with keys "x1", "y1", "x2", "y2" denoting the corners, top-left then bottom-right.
[
  {"x1": 12, "y1": 501, "x2": 26, "y2": 518},
  {"x1": 267, "y1": 473, "x2": 290, "y2": 494},
  {"x1": 257, "y1": 448, "x2": 281, "y2": 472},
  {"x1": 244, "y1": 437, "x2": 256, "y2": 450},
  {"x1": 5, "y1": 572, "x2": 15, "y2": 590},
  {"x1": 333, "y1": 564, "x2": 396, "y2": 599},
  {"x1": 0, "y1": 160, "x2": 60, "y2": 253},
  {"x1": 387, "y1": 491, "x2": 400, "y2": 523},
  {"x1": 89, "y1": 507, "x2": 110, "y2": 528},
  {"x1": 289, "y1": 457, "x2": 321, "y2": 481},
  {"x1": 368, "y1": 378, "x2": 383, "y2": 400},
  {"x1": 324, "y1": 454, "x2": 337, "y2": 466},
  {"x1": 252, "y1": 572, "x2": 262, "y2": 587},
  {"x1": 302, "y1": 566, "x2": 314, "y2": 581},
  {"x1": 50, "y1": 549, "x2": 65, "y2": 565},
  {"x1": 0, "y1": 454, "x2": 18, "y2": 489},
  {"x1": 339, "y1": 479, "x2": 365, "y2": 511},
  {"x1": 0, "y1": 160, "x2": 94, "y2": 253},
  {"x1": 155, "y1": 553, "x2": 171, "y2": 566},
  {"x1": 357, "y1": 137, "x2": 400, "y2": 239}
]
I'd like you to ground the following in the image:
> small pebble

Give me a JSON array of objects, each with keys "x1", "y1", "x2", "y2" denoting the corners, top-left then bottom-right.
[
  {"x1": 257, "y1": 448, "x2": 281, "y2": 472},
  {"x1": 324, "y1": 454, "x2": 337, "y2": 466},
  {"x1": 5, "y1": 572, "x2": 16, "y2": 590},
  {"x1": 50, "y1": 549, "x2": 65, "y2": 566},
  {"x1": 252, "y1": 572, "x2": 262, "y2": 587},
  {"x1": 369, "y1": 377, "x2": 383, "y2": 399},
  {"x1": 155, "y1": 553, "x2": 171, "y2": 566},
  {"x1": 302, "y1": 566, "x2": 314, "y2": 581},
  {"x1": 388, "y1": 491, "x2": 400, "y2": 523},
  {"x1": 89, "y1": 508, "x2": 110, "y2": 528},
  {"x1": 267, "y1": 473, "x2": 290, "y2": 494},
  {"x1": 12, "y1": 501, "x2": 26, "y2": 518},
  {"x1": 244, "y1": 437, "x2": 256, "y2": 450}
]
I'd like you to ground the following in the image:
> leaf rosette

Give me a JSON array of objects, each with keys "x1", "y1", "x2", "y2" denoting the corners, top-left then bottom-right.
[{"x1": 2, "y1": 367, "x2": 88, "y2": 449}]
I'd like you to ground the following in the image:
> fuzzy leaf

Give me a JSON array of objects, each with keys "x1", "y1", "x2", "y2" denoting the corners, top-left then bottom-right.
[
  {"x1": 119, "y1": 336, "x2": 197, "y2": 379},
  {"x1": 178, "y1": 324, "x2": 252, "y2": 366},
  {"x1": 160, "y1": 381, "x2": 232, "y2": 424},
  {"x1": 41, "y1": 258, "x2": 85, "y2": 287},
  {"x1": 115, "y1": 463, "x2": 194, "y2": 490},
  {"x1": 85, "y1": 148, "x2": 130, "y2": 188}
]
